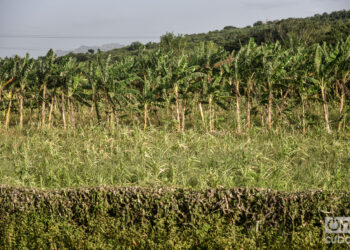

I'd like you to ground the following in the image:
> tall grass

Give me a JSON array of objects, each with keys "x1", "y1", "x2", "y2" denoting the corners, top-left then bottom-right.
[{"x1": 1, "y1": 125, "x2": 349, "y2": 191}]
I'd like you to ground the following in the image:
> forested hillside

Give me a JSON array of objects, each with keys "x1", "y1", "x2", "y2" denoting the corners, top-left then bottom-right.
[
  {"x1": 65, "y1": 9, "x2": 350, "y2": 62},
  {"x1": 186, "y1": 9, "x2": 350, "y2": 51}
]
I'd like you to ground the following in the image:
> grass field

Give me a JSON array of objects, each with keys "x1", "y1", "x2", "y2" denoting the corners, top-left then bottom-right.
[
  {"x1": 1, "y1": 125, "x2": 349, "y2": 191},
  {"x1": 1, "y1": 125, "x2": 350, "y2": 248}
]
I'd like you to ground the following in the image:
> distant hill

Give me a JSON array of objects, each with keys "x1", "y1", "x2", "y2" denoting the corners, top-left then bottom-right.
[
  {"x1": 68, "y1": 9, "x2": 350, "y2": 62},
  {"x1": 55, "y1": 43, "x2": 124, "y2": 57},
  {"x1": 183, "y1": 9, "x2": 350, "y2": 52}
]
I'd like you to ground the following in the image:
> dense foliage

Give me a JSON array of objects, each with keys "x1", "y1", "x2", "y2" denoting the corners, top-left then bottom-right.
[
  {"x1": 2, "y1": 127, "x2": 350, "y2": 190},
  {"x1": 1, "y1": 186, "x2": 349, "y2": 248},
  {"x1": 69, "y1": 9, "x2": 350, "y2": 61},
  {"x1": 186, "y1": 9, "x2": 350, "y2": 52},
  {"x1": 1, "y1": 35, "x2": 350, "y2": 134}
]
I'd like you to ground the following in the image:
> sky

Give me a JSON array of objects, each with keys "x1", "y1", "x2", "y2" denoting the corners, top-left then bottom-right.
[{"x1": 0, "y1": 0, "x2": 349, "y2": 58}]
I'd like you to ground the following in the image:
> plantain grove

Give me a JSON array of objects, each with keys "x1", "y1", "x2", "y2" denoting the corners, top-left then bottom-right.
[{"x1": 1, "y1": 37, "x2": 350, "y2": 134}]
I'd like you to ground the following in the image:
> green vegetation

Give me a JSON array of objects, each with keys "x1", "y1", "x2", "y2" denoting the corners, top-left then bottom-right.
[
  {"x1": 1, "y1": 186, "x2": 349, "y2": 248},
  {"x1": 1, "y1": 126, "x2": 350, "y2": 191},
  {"x1": 69, "y1": 9, "x2": 350, "y2": 61},
  {"x1": 1, "y1": 9, "x2": 350, "y2": 248},
  {"x1": 1, "y1": 37, "x2": 350, "y2": 134},
  {"x1": 186, "y1": 9, "x2": 350, "y2": 52}
]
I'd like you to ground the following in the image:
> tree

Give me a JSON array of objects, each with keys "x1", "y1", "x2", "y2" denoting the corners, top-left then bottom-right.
[
  {"x1": 311, "y1": 43, "x2": 338, "y2": 134},
  {"x1": 260, "y1": 41, "x2": 290, "y2": 130},
  {"x1": 253, "y1": 21, "x2": 263, "y2": 27},
  {"x1": 16, "y1": 54, "x2": 34, "y2": 129},
  {"x1": 128, "y1": 42, "x2": 143, "y2": 51},
  {"x1": 58, "y1": 57, "x2": 80, "y2": 128},
  {"x1": 333, "y1": 37, "x2": 350, "y2": 131},
  {"x1": 1, "y1": 58, "x2": 17, "y2": 128},
  {"x1": 37, "y1": 49, "x2": 56, "y2": 126},
  {"x1": 191, "y1": 42, "x2": 226, "y2": 132}
]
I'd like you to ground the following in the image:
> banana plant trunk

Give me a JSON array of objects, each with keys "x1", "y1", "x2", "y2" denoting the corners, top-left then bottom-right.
[
  {"x1": 320, "y1": 86, "x2": 331, "y2": 134},
  {"x1": 91, "y1": 92, "x2": 95, "y2": 114},
  {"x1": 302, "y1": 98, "x2": 306, "y2": 135},
  {"x1": 70, "y1": 102, "x2": 75, "y2": 128},
  {"x1": 109, "y1": 109, "x2": 115, "y2": 130},
  {"x1": 61, "y1": 92, "x2": 66, "y2": 130},
  {"x1": 275, "y1": 90, "x2": 290, "y2": 126},
  {"x1": 198, "y1": 102, "x2": 207, "y2": 132},
  {"x1": 41, "y1": 82, "x2": 47, "y2": 126},
  {"x1": 5, "y1": 90, "x2": 12, "y2": 128},
  {"x1": 19, "y1": 87, "x2": 24, "y2": 129},
  {"x1": 144, "y1": 103, "x2": 148, "y2": 131},
  {"x1": 209, "y1": 95, "x2": 213, "y2": 132},
  {"x1": 337, "y1": 81, "x2": 345, "y2": 132},
  {"x1": 67, "y1": 97, "x2": 71, "y2": 126},
  {"x1": 48, "y1": 96, "x2": 55, "y2": 128},
  {"x1": 235, "y1": 80, "x2": 241, "y2": 133},
  {"x1": 68, "y1": 97, "x2": 75, "y2": 128},
  {"x1": 175, "y1": 85, "x2": 181, "y2": 132},
  {"x1": 94, "y1": 99, "x2": 101, "y2": 124},
  {"x1": 181, "y1": 103, "x2": 186, "y2": 131},
  {"x1": 267, "y1": 87, "x2": 273, "y2": 130},
  {"x1": 246, "y1": 87, "x2": 251, "y2": 130}
]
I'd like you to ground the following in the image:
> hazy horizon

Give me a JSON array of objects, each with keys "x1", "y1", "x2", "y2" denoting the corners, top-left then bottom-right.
[{"x1": 0, "y1": 0, "x2": 349, "y2": 58}]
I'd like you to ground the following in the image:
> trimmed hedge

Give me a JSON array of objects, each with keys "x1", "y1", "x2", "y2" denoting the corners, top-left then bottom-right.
[{"x1": 0, "y1": 186, "x2": 349, "y2": 248}]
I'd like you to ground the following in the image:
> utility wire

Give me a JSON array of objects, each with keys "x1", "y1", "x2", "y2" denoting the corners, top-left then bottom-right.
[
  {"x1": 0, "y1": 34, "x2": 160, "y2": 53},
  {"x1": 0, "y1": 46, "x2": 50, "y2": 51},
  {"x1": 0, "y1": 35, "x2": 160, "y2": 39}
]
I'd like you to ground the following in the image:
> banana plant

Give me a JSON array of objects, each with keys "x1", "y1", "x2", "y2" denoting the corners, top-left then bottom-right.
[
  {"x1": 289, "y1": 47, "x2": 313, "y2": 134},
  {"x1": 108, "y1": 57, "x2": 140, "y2": 129},
  {"x1": 1, "y1": 58, "x2": 18, "y2": 128},
  {"x1": 136, "y1": 49, "x2": 172, "y2": 130},
  {"x1": 36, "y1": 49, "x2": 56, "y2": 126},
  {"x1": 220, "y1": 47, "x2": 246, "y2": 133},
  {"x1": 16, "y1": 54, "x2": 34, "y2": 129},
  {"x1": 96, "y1": 50, "x2": 139, "y2": 129},
  {"x1": 310, "y1": 42, "x2": 339, "y2": 134},
  {"x1": 191, "y1": 42, "x2": 226, "y2": 132},
  {"x1": 86, "y1": 60, "x2": 101, "y2": 122},
  {"x1": 260, "y1": 41, "x2": 290, "y2": 130},
  {"x1": 58, "y1": 57, "x2": 78, "y2": 128},
  {"x1": 240, "y1": 38, "x2": 262, "y2": 130},
  {"x1": 0, "y1": 58, "x2": 15, "y2": 111},
  {"x1": 59, "y1": 58, "x2": 91, "y2": 128},
  {"x1": 333, "y1": 37, "x2": 350, "y2": 131},
  {"x1": 171, "y1": 54, "x2": 192, "y2": 131}
]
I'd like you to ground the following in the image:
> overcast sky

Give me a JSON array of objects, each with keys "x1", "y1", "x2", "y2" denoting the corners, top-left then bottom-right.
[{"x1": 0, "y1": 0, "x2": 349, "y2": 58}]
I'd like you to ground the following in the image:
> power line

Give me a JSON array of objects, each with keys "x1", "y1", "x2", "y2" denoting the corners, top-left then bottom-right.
[
  {"x1": 0, "y1": 34, "x2": 160, "y2": 53},
  {"x1": 0, "y1": 46, "x2": 50, "y2": 51},
  {"x1": 0, "y1": 35, "x2": 160, "y2": 39}
]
